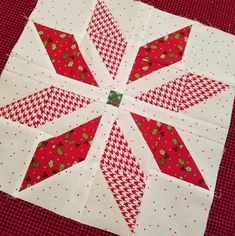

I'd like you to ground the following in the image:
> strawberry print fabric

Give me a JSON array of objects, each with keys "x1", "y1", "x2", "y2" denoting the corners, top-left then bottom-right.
[
  {"x1": 128, "y1": 26, "x2": 191, "y2": 83},
  {"x1": 131, "y1": 113, "x2": 208, "y2": 189},
  {"x1": 21, "y1": 117, "x2": 101, "y2": 190},
  {"x1": 35, "y1": 23, "x2": 98, "y2": 86}
]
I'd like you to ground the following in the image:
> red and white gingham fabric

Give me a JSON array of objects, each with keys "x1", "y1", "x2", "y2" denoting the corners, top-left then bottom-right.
[{"x1": 205, "y1": 100, "x2": 235, "y2": 235}]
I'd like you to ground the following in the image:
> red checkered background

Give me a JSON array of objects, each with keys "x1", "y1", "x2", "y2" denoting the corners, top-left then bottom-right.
[{"x1": 0, "y1": 0, "x2": 234, "y2": 235}]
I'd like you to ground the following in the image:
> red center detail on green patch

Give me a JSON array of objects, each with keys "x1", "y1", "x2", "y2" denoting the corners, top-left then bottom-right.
[
  {"x1": 106, "y1": 90, "x2": 123, "y2": 107},
  {"x1": 128, "y1": 25, "x2": 191, "y2": 83},
  {"x1": 131, "y1": 113, "x2": 208, "y2": 189},
  {"x1": 20, "y1": 117, "x2": 101, "y2": 190},
  {"x1": 35, "y1": 23, "x2": 97, "y2": 86}
]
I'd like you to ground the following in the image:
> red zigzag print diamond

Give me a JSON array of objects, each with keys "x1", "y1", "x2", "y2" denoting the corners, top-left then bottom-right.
[
  {"x1": 136, "y1": 73, "x2": 229, "y2": 112},
  {"x1": 0, "y1": 86, "x2": 92, "y2": 128},
  {"x1": 87, "y1": 0, "x2": 127, "y2": 80},
  {"x1": 100, "y1": 121, "x2": 146, "y2": 232}
]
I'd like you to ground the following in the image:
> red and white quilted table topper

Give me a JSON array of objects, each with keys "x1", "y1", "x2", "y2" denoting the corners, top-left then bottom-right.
[{"x1": 0, "y1": 0, "x2": 234, "y2": 235}]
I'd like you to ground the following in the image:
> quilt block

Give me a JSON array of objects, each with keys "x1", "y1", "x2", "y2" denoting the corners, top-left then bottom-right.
[{"x1": 0, "y1": 0, "x2": 234, "y2": 235}]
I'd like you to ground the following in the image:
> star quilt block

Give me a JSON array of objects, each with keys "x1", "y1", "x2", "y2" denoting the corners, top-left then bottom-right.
[{"x1": 0, "y1": 0, "x2": 234, "y2": 235}]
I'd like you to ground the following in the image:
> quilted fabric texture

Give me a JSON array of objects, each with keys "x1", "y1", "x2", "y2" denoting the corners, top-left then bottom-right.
[
  {"x1": 0, "y1": 191, "x2": 116, "y2": 236},
  {"x1": 138, "y1": 0, "x2": 235, "y2": 35},
  {"x1": 0, "y1": 0, "x2": 234, "y2": 235}
]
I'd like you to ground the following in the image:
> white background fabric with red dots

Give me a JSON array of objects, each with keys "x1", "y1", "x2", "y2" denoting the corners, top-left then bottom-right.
[{"x1": 0, "y1": 0, "x2": 235, "y2": 235}]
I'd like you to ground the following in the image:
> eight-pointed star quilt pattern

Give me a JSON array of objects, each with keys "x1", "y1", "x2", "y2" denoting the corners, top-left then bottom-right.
[{"x1": 0, "y1": 0, "x2": 234, "y2": 235}]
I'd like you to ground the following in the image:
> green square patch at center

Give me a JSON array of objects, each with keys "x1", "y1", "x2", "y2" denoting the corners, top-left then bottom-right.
[{"x1": 107, "y1": 90, "x2": 123, "y2": 107}]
